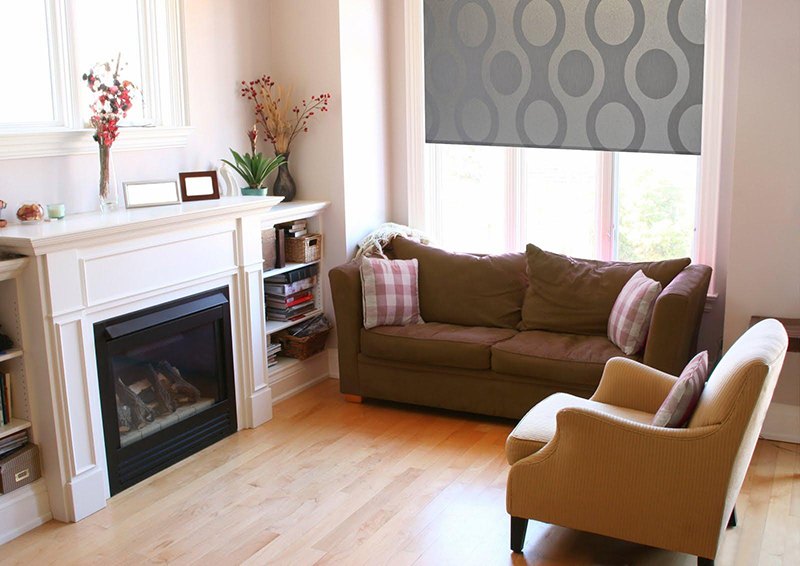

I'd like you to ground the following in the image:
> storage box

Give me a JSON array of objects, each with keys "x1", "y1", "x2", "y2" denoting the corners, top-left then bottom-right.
[
  {"x1": 285, "y1": 234, "x2": 322, "y2": 263},
  {"x1": 0, "y1": 443, "x2": 41, "y2": 494}
]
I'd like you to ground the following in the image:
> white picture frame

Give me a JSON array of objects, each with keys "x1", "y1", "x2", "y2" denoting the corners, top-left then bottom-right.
[{"x1": 123, "y1": 180, "x2": 182, "y2": 209}]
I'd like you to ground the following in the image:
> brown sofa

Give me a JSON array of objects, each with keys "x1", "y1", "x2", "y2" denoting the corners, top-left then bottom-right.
[{"x1": 329, "y1": 237, "x2": 712, "y2": 419}]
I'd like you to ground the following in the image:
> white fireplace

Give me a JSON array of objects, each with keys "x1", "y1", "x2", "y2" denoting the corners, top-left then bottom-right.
[{"x1": 0, "y1": 197, "x2": 302, "y2": 524}]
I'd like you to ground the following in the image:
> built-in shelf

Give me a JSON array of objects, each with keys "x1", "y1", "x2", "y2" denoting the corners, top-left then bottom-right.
[
  {"x1": 265, "y1": 308, "x2": 324, "y2": 335},
  {"x1": 263, "y1": 260, "x2": 320, "y2": 280},
  {"x1": 0, "y1": 257, "x2": 28, "y2": 283},
  {"x1": 0, "y1": 418, "x2": 31, "y2": 441},
  {"x1": 0, "y1": 348, "x2": 23, "y2": 363}
]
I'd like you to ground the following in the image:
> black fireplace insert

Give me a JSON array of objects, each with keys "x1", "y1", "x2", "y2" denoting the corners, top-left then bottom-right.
[{"x1": 94, "y1": 287, "x2": 237, "y2": 495}]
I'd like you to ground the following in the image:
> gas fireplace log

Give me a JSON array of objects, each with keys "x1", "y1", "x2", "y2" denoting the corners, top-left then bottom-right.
[
  {"x1": 157, "y1": 361, "x2": 201, "y2": 403},
  {"x1": 115, "y1": 378, "x2": 156, "y2": 427},
  {"x1": 146, "y1": 364, "x2": 177, "y2": 415}
]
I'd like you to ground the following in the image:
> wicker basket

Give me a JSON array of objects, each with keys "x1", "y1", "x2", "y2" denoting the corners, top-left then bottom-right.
[
  {"x1": 285, "y1": 233, "x2": 322, "y2": 263},
  {"x1": 274, "y1": 327, "x2": 331, "y2": 360}
]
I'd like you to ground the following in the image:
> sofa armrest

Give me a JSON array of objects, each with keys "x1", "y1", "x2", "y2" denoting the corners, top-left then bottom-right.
[
  {"x1": 328, "y1": 261, "x2": 364, "y2": 395},
  {"x1": 590, "y1": 357, "x2": 677, "y2": 413},
  {"x1": 507, "y1": 407, "x2": 727, "y2": 559},
  {"x1": 643, "y1": 264, "x2": 712, "y2": 375}
]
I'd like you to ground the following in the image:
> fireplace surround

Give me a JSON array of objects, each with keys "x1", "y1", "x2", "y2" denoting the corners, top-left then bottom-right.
[{"x1": 0, "y1": 197, "x2": 332, "y2": 526}]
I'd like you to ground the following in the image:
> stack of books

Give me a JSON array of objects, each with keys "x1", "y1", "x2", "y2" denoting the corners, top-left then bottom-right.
[
  {"x1": 267, "y1": 342, "x2": 282, "y2": 368},
  {"x1": 0, "y1": 429, "x2": 27, "y2": 458},
  {"x1": 277, "y1": 220, "x2": 308, "y2": 238},
  {"x1": 265, "y1": 264, "x2": 319, "y2": 322},
  {"x1": 0, "y1": 373, "x2": 11, "y2": 425}
]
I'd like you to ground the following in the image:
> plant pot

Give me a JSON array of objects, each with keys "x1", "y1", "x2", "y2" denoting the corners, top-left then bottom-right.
[{"x1": 241, "y1": 187, "x2": 267, "y2": 196}]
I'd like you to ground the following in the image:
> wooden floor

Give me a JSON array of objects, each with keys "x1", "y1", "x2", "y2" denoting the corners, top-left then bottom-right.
[{"x1": 1, "y1": 379, "x2": 798, "y2": 565}]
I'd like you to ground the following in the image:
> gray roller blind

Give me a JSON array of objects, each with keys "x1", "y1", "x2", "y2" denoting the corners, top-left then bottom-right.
[{"x1": 424, "y1": 0, "x2": 705, "y2": 154}]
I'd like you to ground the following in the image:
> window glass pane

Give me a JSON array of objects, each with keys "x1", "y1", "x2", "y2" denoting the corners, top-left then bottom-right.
[
  {"x1": 0, "y1": 0, "x2": 56, "y2": 124},
  {"x1": 522, "y1": 149, "x2": 597, "y2": 258},
  {"x1": 426, "y1": 144, "x2": 507, "y2": 254},
  {"x1": 615, "y1": 153, "x2": 698, "y2": 261},
  {"x1": 73, "y1": 0, "x2": 148, "y2": 125}
]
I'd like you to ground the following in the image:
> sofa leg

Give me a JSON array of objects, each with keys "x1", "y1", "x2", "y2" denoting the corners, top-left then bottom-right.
[
  {"x1": 728, "y1": 507, "x2": 737, "y2": 528},
  {"x1": 510, "y1": 516, "x2": 528, "y2": 553},
  {"x1": 697, "y1": 558, "x2": 714, "y2": 565},
  {"x1": 343, "y1": 394, "x2": 363, "y2": 404}
]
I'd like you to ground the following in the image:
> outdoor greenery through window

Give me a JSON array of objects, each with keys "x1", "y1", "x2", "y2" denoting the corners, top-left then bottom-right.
[{"x1": 423, "y1": 144, "x2": 700, "y2": 262}]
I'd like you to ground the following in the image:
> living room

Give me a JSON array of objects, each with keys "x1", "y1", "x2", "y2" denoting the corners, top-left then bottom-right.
[{"x1": 0, "y1": 0, "x2": 797, "y2": 564}]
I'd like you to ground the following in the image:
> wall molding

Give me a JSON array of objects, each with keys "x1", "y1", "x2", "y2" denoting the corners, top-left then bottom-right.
[
  {"x1": 0, "y1": 479, "x2": 52, "y2": 546},
  {"x1": 761, "y1": 402, "x2": 800, "y2": 444}
]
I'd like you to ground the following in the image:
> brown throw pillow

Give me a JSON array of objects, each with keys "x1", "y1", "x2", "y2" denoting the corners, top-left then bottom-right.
[
  {"x1": 519, "y1": 244, "x2": 690, "y2": 335},
  {"x1": 652, "y1": 351, "x2": 709, "y2": 427},
  {"x1": 392, "y1": 237, "x2": 527, "y2": 329}
]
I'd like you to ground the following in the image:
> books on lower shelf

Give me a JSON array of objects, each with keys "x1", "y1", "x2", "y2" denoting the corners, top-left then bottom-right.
[
  {"x1": 0, "y1": 373, "x2": 11, "y2": 425},
  {"x1": 265, "y1": 265, "x2": 319, "y2": 323},
  {"x1": 267, "y1": 342, "x2": 282, "y2": 368}
]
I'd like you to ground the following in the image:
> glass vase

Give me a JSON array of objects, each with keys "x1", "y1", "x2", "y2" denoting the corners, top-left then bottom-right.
[
  {"x1": 272, "y1": 153, "x2": 297, "y2": 202},
  {"x1": 98, "y1": 144, "x2": 119, "y2": 213}
]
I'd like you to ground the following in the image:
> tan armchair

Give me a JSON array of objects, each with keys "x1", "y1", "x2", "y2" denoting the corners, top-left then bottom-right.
[{"x1": 505, "y1": 319, "x2": 789, "y2": 565}]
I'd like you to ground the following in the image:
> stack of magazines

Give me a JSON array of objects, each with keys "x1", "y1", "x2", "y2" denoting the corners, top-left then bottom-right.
[
  {"x1": 267, "y1": 342, "x2": 282, "y2": 367},
  {"x1": 0, "y1": 429, "x2": 28, "y2": 458},
  {"x1": 265, "y1": 264, "x2": 319, "y2": 322}
]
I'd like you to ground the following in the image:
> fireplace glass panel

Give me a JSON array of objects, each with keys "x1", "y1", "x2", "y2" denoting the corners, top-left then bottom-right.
[{"x1": 112, "y1": 323, "x2": 221, "y2": 448}]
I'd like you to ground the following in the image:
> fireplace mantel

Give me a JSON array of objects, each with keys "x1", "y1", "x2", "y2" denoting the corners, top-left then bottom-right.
[{"x1": 0, "y1": 197, "x2": 327, "y2": 530}]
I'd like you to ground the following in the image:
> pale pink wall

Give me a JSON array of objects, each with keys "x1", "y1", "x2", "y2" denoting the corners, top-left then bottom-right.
[
  {"x1": 0, "y1": 0, "x2": 271, "y2": 215},
  {"x1": 723, "y1": 0, "x2": 800, "y2": 407}
]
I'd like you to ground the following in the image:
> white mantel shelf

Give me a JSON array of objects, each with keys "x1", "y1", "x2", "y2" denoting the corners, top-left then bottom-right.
[{"x1": 0, "y1": 196, "x2": 294, "y2": 256}]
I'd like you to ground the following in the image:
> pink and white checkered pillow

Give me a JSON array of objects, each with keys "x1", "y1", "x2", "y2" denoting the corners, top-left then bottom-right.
[
  {"x1": 360, "y1": 258, "x2": 423, "y2": 330},
  {"x1": 652, "y1": 351, "x2": 709, "y2": 427},
  {"x1": 608, "y1": 269, "x2": 662, "y2": 355}
]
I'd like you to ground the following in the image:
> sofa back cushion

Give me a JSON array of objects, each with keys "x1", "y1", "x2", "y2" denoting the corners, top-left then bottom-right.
[
  {"x1": 392, "y1": 237, "x2": 527, "y2": 329},
  {"x1": 519, "y1": 244, "x2": 690, "y2": 335}
]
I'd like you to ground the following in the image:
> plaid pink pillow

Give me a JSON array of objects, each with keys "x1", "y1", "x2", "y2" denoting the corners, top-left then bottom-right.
[
  {"x1": 652, "y1": 351, "x2": 709, "y2": 427},
  {"x1": 360, "y1": 258, "x2": 423, "y2": 330},
  {"x1": 608, "y1": 270, "x2": 662, "y2": 355}
]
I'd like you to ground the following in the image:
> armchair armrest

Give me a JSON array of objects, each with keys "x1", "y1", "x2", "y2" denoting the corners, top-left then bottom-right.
[
  {"x1": 507, "y1": 407, "x2": 727, "y2": 559},
  {"x1": 643, "y1": 264, "x2": 712, "y2": 375},
  {"x1": 590, "y1": 357, "x2": 677, "y2": 414},
  {"x1": 328, "y1": 261, "x2": 364, "y2": 395}
]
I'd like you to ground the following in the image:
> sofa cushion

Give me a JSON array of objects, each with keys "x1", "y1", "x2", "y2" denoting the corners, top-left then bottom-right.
[
  {"x1": 360, "y1": 257, "x2": 423, "y2": 329},
  {"x1": 361, "y1": 322, "x2": 517, "y2": 370},
  {"x1": 505, "y1": 393, "x2": 655, "y2": 465},
  {"x1": 392, "y1": 237, "x2": 526, "y2": 329},
  {"x1": 608, "y1": 269, "x2": 662, "y2": 355},
  {"x1": 519, "y1": 244, "x2": 691, "y2": 335},
  {"x1": 491, "y1": 330, "x2": 633, "y2": 388}
]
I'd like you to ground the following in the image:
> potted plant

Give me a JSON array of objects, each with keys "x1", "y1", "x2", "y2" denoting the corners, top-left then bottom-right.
[{"x1": 222, "y1": 126, "x2": 286, "y2": 196}]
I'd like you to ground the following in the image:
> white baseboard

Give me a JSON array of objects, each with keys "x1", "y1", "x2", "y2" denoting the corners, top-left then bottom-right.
[
  {"x1": 761, "y1": 402, "x2": 800, "y2": 444},
  {"x1": 328, "y1": 348, "x2": 339, "y2": 379},
  {"x1": 0, "y1": 478, "x2": 52, "y2": 545},
  {"x1": 270, "y1": 351, "x2": 331, "y2": 404}
]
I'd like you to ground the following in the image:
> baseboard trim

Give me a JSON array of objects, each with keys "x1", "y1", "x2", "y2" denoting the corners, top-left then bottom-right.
[
  {"x1": 270, "y1": 351, "x2": 331, "y2": 404},
  {"x1": 0, "y1": 478, "x2": 52, "y2": 545},
  {"x1": 761, "y1": 402, "x2": 800, "y2": 444}
]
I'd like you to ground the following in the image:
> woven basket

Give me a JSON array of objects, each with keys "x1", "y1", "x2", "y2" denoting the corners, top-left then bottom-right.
[
  {"x1": 274, "y1": 327, "x2": 331, "y2": 360},
  {"x1": 285, "y1": 234, "x2": 322, "y2": 263}
]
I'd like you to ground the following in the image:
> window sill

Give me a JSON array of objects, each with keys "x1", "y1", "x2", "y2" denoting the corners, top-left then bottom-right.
[{"x1": 0, "y1": 126, "x2": 193, "y2": 160}]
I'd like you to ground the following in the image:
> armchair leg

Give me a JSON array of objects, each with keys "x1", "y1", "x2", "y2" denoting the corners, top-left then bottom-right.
[
  {"x1": 510, "y1": 516, "x2": 528, "y2": 553},
  {"x1": 698, "y1": 558, "x2": 714, "y2": 565},
  {"x1": 728, "y1": 507, "x2": 737, "y2": 528}
]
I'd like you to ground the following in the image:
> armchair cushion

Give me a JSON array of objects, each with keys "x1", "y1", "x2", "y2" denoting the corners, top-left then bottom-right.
[
  {"x1": 505, "y1": 392, "x2": 655, "y2": 465},
  {"x1": 652, "y1": 350, "x2": 709, "y2": 427}
]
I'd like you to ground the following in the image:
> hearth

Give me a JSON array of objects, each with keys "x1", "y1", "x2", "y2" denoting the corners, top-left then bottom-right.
[{"x1": 94, "y1": 287, "x2": 236, "y2": 495}]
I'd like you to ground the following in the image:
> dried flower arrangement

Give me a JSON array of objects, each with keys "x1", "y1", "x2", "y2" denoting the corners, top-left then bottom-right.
[{"x1": 240, "y1": 76, "x2": 331, "y2": 155}]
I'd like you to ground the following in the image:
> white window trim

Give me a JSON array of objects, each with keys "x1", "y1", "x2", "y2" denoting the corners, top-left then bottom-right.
[
  {"x1": 0, "y1": 0, "x2": 191, "y2": 161},
  {"x1": 403, "y1": 0, "x2": 728, "y2": 292}
]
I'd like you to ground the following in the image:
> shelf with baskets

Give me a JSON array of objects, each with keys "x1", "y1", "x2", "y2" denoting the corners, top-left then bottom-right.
[{"x1": 260, "y1": 203, "x2": 330, "y2": 374}]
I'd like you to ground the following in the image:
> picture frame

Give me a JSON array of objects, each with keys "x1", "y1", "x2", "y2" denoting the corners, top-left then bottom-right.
[
  {"x1": 122, "y1": 180, "x2": 181, "y2": 209},
  {"x1": 179, "y1": 171, "x2": 220, "y2": 202}
]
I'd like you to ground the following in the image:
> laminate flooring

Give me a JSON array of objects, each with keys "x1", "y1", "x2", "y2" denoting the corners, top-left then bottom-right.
[{"x1": 1, "y1": 379, "x2": 797, "y2": 565}]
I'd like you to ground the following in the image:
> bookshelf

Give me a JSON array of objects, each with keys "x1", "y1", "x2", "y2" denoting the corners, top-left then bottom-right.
[{"x1": 0, "y1": 258, "x2": 31, "y2": 443}]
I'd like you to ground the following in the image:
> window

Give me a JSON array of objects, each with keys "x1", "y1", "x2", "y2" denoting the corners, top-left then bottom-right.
[
  {"x1": 0, "y1": 0, "x2": 188, "y2": 158},
  {"x1": 424, "y1": 145, "x2": 700, "y2": 262}
]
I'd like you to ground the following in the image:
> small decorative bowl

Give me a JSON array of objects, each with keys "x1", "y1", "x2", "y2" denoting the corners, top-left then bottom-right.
[{"x1": 16, "y1": 203, "x2": 45, "y2": 223}]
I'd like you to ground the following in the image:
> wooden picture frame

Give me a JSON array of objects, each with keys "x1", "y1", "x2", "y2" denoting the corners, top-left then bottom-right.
[
  {"x1": 179, "y1": 171, "x2": 220, "y2": 202},
  {"x1": 123, "y1": 180, "x2": 181, "y2": 209}
]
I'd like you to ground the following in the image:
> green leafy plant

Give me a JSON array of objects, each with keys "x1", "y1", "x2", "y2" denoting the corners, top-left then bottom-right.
[{"x1": 222, "y1": 125, "x2": 286, "y2": 188}]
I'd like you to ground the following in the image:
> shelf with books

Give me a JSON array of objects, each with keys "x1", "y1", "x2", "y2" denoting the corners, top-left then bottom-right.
[
  {"x1": 263, "y1": 260, "x2": 320, "y2": 280},
  {"x1": 0, "y1": 418, "x2": 31, "y2": 442},
  {"x1": 0, "y1": 349, "x2": 23, "y2": 363},
  {"x1": 265, "y1": 308, "x2": 324, "y2": 336}
]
